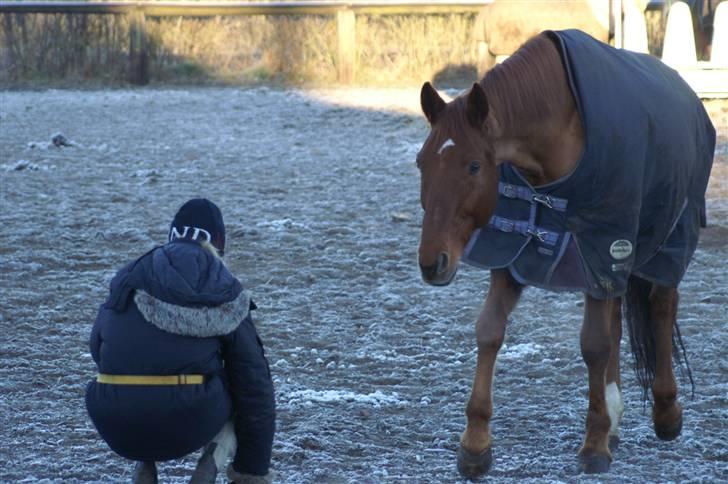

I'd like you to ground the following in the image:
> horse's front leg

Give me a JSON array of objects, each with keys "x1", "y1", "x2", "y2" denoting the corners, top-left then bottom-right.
[
  {"x1": 458, "y1": 269, "x2": 523, "y2": 479},
  {"x1": 579, "y1": 295, "x2": 616, "y2": 473}
]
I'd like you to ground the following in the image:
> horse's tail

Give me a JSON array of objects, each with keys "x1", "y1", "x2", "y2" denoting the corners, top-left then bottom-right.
[{"x1": 623, "y1": 275, "x2": 694, "y2": 404}]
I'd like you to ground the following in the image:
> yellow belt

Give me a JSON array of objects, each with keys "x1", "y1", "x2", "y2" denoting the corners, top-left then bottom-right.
[{"x1": 97, "y1": 374, "x2": 204, "y2": 385}]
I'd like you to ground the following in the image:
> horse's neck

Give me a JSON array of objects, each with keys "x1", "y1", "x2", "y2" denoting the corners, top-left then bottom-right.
[
  {"x1": 493, "y1": 109, "x2": 583, "y2": 186},
  {"x1": 484, "y1": 63, "x2": 584, "y2": 186}
]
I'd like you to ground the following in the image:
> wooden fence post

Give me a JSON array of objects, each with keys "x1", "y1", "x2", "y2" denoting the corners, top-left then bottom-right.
[
  {"x1": 336, "y1": 8, "x2": 356, "y2": 83},
  {"x1": 128, "y1": 8, "x2": 149, "y2": 85},
  {"x1": 611, "y1": 0, "x2": 622, "y2": 49}
]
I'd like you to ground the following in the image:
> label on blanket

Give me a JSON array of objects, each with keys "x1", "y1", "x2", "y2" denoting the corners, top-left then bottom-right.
[{"x1": 609, "y1": 240, "x2": 632, "y2": 260}]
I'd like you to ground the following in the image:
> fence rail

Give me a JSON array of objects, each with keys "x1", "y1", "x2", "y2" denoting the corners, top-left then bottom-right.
[
  {"x1": 0, "y1": 0, "x2": 489, "y2": 15},
  {"x1": 0, "y1": 0, "x2": 491, "y2": 84}
]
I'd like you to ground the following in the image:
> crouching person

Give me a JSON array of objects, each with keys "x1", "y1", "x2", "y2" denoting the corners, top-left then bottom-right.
[{"x1": 85, "y1": 199, "x2": 275, "y2": 483}]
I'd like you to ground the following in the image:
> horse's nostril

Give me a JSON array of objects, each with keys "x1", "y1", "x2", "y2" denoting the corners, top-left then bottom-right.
[
  {"x1": 437, "y1": 252, "x2": 449, "y2": 275},
  {"x1": 420, "y1": 253, "x2": 450, "y2": 281}
]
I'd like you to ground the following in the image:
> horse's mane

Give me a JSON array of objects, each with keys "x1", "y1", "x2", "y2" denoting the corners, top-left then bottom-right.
[{"x1": 479, "y1": 32, "x2": 571, "y2": 133}]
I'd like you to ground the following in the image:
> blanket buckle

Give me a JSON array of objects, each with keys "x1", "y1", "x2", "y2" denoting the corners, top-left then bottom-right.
[
  {"x1": 527, "y1": 227, "x2": 547, "y2": 242},
  {"x1": 532, "y1": 193, "x2": 554, "y2": 209},
  {"x1": 502, "y1": 184, "x2": 516, "y2": 198}
]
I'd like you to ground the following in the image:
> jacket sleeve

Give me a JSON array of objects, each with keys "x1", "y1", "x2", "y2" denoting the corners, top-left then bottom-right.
[
  {"x1": 221, "y1": 315, "x2": 275, "y2": 476},
  {"x1": 89, "y1": 305, "x2": 104, "y2": 366}
]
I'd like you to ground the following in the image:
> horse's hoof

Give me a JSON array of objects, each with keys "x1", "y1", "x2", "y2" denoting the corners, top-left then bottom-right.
[
  {"x1": 457, "y1": 446, "x2": 493, "y2": 479},
  {"x1": 655, "y1": 413, "x2": 682, "y2": 441},
  {"x1": 608, "y1": 435, "x2": 620, "y2": 452},
  {"x1": 578, "y1": 453, "x2": 611, "y2": 474}
]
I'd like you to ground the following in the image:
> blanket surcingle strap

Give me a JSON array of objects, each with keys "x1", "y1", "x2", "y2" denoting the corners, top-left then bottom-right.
[
  {"x1": 462, "y1": 29, "x2": 716, "y2": 299},
  {"x1": 487, "y1": 182, "x2": 569, "y2": 247},
  {"x1": 498, "y1": 182, "x2": 569, "y2": 212}
]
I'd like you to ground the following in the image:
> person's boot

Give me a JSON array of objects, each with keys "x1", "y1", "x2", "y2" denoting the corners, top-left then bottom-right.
[
  {"x1": 131, "y1": 461, "x2": 158, "y2": 484},
  {"x1": 189, "y1": 443, "x2": 218, "y2": 484}
]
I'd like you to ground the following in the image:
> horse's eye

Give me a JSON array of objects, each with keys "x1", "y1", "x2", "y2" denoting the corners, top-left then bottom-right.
[{"x1": 468, "y1": 161, "x2": 481, "y2": 175}]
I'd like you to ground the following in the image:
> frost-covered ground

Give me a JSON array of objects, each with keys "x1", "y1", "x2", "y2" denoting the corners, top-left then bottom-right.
[{"x1": 0, "y1": 88, "x2": 726, "y2": 483}]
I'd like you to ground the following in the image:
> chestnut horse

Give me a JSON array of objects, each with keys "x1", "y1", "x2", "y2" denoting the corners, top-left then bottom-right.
[{"x1": 416, "y1": 30, "x2": 715, "y2": 477}]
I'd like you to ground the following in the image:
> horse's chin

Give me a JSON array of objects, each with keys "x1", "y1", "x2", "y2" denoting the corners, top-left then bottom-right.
[{"x1": 423, "y1": 266, "x2": 458, "y2": 287}]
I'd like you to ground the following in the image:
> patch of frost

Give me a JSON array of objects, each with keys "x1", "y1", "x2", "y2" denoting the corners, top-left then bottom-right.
[
  {"x1": 499, "y1": 342, "x2": 544, "y2": 360},
  {"x1": 284, "y1": 389, "x2": 407, "y2": 407},
  {"x1": 256, "y1": 219, "x2": 309, "y2": 231}
]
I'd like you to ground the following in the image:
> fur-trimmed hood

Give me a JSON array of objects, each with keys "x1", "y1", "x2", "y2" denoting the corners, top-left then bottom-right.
[
  {"x1": 134, "y1": 289, "x2": 251, "y2": 337},
  {"x1": 105, "y1": 239, "x2": 246, "y2": 319}
]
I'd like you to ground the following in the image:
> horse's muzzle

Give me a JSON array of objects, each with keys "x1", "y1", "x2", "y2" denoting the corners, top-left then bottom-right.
[{"x1": 420, "y1": 252, "x2": 454, "y2": 286}]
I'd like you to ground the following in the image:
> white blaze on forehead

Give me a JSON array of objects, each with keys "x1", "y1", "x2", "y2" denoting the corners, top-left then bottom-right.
[
  {"x1": 437, "y1": 138, "x2": 456, "y2": 154},
  {"x1": 605, "y1": 382, "x2": 624, "y2": 436}
]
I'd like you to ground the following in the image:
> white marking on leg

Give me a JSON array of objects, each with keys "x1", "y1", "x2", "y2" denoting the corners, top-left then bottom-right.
[
  {"x1": 605, "y1": 382, "x2": 624, "y2": 436},
  {"x1": 438, "y1": 138, "x2": 456, "y2": 154}
]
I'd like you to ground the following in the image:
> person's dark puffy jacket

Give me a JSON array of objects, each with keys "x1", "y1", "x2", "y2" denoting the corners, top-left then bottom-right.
[{"x1": 85, "y1": 238, "x2": 275, "y2": 476}]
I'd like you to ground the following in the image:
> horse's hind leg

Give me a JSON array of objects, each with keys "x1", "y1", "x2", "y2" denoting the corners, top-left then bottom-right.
[
  {"x1": 458, "y1": 269, "x2": 523, "y2": 479},
  {"x1": 650, "y1": 286, "x2": 682, "y2": 440},
  {"x1": 579, "y1": 295, "x2": 616, "y2": 473},
  {"x1": 606, "y1": 299, "x2": 624, "y2": 451}
]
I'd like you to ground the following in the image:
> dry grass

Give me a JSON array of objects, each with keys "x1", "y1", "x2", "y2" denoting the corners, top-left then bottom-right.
[
  {"x1": 355, "y1": 14, "x2": 478, "y2": 85},
  {"x1": 146, "y1": 15, "x2": 338, "y2": 84},
  {"x1": 0, "y1": 13, "x2": 130, "y2": 83},
  {"x1": 0, "y1": 12, "x2": 478, "y2": 87}
]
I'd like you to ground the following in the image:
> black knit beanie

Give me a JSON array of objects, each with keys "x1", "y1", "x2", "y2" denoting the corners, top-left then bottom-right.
[{"x1": 169, "y1": 198, "x2": 225, "y2": 255}]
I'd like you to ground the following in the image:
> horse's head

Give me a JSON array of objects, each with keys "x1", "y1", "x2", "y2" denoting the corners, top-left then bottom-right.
[{"x1": 417, "y1": 82, "x2": 499, "y2": 286}]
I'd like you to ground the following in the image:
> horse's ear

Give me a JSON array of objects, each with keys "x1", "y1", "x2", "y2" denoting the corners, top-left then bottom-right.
[
  {"x1": 421, "y1": 82, "x2": 446, "y2": 125},
  {"x1": 466, "y1": 83, "x2": 489, "y2": 129}
]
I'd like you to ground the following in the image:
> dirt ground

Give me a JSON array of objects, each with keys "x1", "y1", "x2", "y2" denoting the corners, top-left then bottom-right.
[{"x1": 0, "y1": 88, "x2": 726, "y2": 483}]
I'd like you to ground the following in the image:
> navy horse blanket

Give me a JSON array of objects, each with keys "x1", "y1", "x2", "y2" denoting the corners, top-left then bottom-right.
[{"x1": 462, "y1": 29, "x2": 716, "y2": 299}]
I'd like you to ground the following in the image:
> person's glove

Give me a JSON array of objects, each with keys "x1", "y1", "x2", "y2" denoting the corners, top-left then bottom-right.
[{"x1": 226, "y1": 464, "x2": 272, "y2": 483}]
